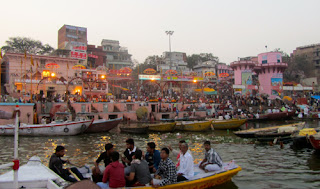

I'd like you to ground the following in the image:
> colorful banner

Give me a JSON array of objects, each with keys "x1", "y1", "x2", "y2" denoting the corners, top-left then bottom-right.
[
  {"x1": 241, "y1": 71, "x2": 252, "y2": 95},
  {"x1": 271, "y1": 78, "x2": 283, "y2": 96},
  {"x1": 139, "y1": 75, "x2": 161, "y2": 80}
]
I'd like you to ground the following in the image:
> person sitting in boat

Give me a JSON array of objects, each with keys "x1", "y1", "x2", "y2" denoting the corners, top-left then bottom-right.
[
  {"x1": 199, "y1": 141, "x2": 223, "y2": 172},
  {"x1": 168, "y1": 140, "x2": 185, "y2": 168},
  {"x1": 0, "y1": 109, "x2": 20, "y2": 119},
  {"x1": 122, "y1": 138, "x2": 140, "y2": 175},
  {"x1": 151, "y1": 148, "x2": 177, "y2": 187},
  {"x1": 49, "y1": 146, "x2": 85, "y2": 182},
  {"x1": 92, "y1": 143, "x2": 114, "y2": 183},
  {"x1": 145, "y1": 142, "x2": 161, "y2": 173},
  {"x1": 126, "y1": 149, "x2": 152, "y2": 186},
  {"x1": 96, "y1": 151, "x2": 126, "y2": 189},
  {"x1": 177, "y1": 143, "x2": 194, "y2": 182}
]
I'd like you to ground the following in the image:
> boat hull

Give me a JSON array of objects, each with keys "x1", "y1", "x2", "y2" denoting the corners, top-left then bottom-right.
[
  {"x1": 120, "y1": 126, "x2": 148, "y2": 134},
  {"x1": 234, "y1": 122, "x2": 305, "y2": 139},
  {"x1": 84, "y1": 118, "x2": 122, "y2": 133},
  {"x1": 0, "y1": 120, "x2": 93, "y2": 136},
  {"x1": 309, "y1": 135, "x2": 320, "y2": 150},
  {"x1": 148, "y1": 122, "x2": 176, "y2": 132},
  {"x1": 212, "y1": 119, "x2": 247, "y2": 130},
  {"x1": 266, "y1": 111, "x2": 295, "y2": 120},
  {"x1": 136, "y1": 166, "x2": 242, "y2": 189},
  {"x1": 177, "y1": 121, "x2": 212, "y2": 131}
]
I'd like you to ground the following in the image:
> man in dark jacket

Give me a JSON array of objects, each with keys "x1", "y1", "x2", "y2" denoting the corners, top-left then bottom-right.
[{"x1": 49, "y1": 146, "x2": 84, "y2": 182}]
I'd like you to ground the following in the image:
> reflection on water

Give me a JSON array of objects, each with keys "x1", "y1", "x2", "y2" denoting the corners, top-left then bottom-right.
[{"x1": 0, "y1": 120, "x2": 320, "y2": 188}]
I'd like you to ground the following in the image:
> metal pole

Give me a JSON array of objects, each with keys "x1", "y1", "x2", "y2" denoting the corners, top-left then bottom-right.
[
  {"x1": 165, "y1": 31, "x2": 174, "y2": 98},
  {"x1": 13, "y1": 103, "x2": 19, "y2": 188}
]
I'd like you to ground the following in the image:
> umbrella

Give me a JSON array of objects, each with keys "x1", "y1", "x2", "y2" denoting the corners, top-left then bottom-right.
[
  {"x1": 219, "y1": 73, "x2": 229, "y2": 78},
  {"x1": 165, "y1": 69, "x2": 178, "y2": 75},
  {"x1": 45, "y1": 63, "x2": 60, "y2": 69},
  {"x1": 204, "y1": 72, "x2": 215, "y2": 77},
  {"x1": 143, "y1": 68, "x2": 157, "y2": 74},
  {"x1": 311, "y1": 95, "x2": 320, "y2": 100},
  {"x1": 72, "y1": 65, "x2": 86, "y2": 70},
  {"x1": 120, "y1": 67, "x2": 132, "y2": 73},
  {"x1": 283, "y1": 96, "x2": 292, "y2": 101}
]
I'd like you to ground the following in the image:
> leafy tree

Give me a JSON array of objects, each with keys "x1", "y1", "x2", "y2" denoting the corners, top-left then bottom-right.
[
  {"x1": 132, "y1": 55, "x2": 160, "y2": 79},
  {"x1": 186, "y1": 53, "x2": 219, "y2": 69},
  {"x1": 1, "y1": 37, "x2": 54, "y2": 55},
  {"x1": 283, "y1": 55, "x2": 311, "y2": 82}
]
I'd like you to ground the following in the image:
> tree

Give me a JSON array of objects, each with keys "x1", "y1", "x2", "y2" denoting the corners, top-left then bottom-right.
[
  {"x1": 131, "y1": 55, "x2": 160, "y2": 79},
  {"x1": 283, "y1": 55, "x2": 311, "y2": 82},
  {"x1": 186, "y1": 53, "x2": 219, "y2": 69},
  {"x1": 1, "y1": 37, "x2": 54, "y2": 55}
]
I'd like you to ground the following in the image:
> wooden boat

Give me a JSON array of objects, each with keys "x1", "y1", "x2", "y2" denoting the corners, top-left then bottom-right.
[
  {"x1": 234, "y1": 122, "x2": 305, "y2": 138},
  {"x1": 147, "y1": 122, "x2": 176, "y2": 132},
  {"x1": 0, "y1": 119, "x2": 93, "y2": 136},
  {"x1": 84, "y1": 117, "x2": 122, "y2": 133},
  {"x1": 254, "y1": 126, "x2": 298, "y2": 143},
  {"x1": 309, "y1": 133, "x2": 320, "y2": 150},
  {"x1": 265, "y1": 111, "x2": 295, "y2": 120},
  {"x1": 0, "y1": 157, "x2": 241, "y2": 189},
  {"x1": 160, "y1": 117, "x2": 205, "y2": 122},
  {"x1": 210, "y1": 119, "x2": 247, "y2": 130},
  {"x1": 0, "y1": 156, "x2": 92, "y2": 189},
  {"x1": 292, "y1": 128, "x2": 318, "y2": 149},
  {"x1": 176, "y1": 121, "x2": 212, "y2": 131},
  {"x1": 0, "y1": 156, "x2": 66, "y2": 189},
  {"x1": 120, "y1": 125, "x2": 148, "y2": 134}
]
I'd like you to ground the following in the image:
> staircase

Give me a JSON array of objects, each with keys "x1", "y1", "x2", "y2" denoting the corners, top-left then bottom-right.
[{"x1": 91, "y1": 104, "x2": 99, "y2": 113}]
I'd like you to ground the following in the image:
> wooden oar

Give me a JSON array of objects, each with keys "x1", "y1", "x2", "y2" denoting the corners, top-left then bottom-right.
[{"x1": 68, "y1": 169, "x2": 81, "y2": 181}]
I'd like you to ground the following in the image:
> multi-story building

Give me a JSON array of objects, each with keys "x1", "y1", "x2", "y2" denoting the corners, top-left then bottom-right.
[
  {"x1": 101, "y1": 39, "x2": 133, "y2": 70},
  {"x1": 193, "y1": 60, "x2": 217, "y2": 78},
  {"x1": 87, "y1": 45, "x2": 107, "y2": 68},
  {"x1": 216, "y1": 63, "x2": 233, "y2": 76},
  {"x1": 158, "y1": 51, "x2": 188, "y2": 73},
  {"x1": 58, "y1": 25, "x2": 88, "y2": 61},
  {"x1": 292, "y1": 43, "x2": 320, "y2": 78}
]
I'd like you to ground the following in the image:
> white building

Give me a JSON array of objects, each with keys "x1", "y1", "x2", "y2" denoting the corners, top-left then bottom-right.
[
  {"x1": 101, "y1": 39, "x2": 133, "y2": 70},
  {"x1": 193, "y1": 60, "x2": 217, "y2": 77},
  {"x1": 158, "y1": 51, "x2": 189, "y2": 72}
]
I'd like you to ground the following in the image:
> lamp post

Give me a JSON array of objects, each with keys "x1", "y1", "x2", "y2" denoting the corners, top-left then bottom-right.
[{"x1": 165, "y1": 30, "x2": 174, "y2": 98}]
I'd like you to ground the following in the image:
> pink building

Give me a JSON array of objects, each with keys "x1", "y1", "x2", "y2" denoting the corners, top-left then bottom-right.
[
  {"x1": 231, "y1": 52, "x2": 287, "y2": 98},
  {"x1": 254, "y1": 52, "x2": 287, "y2": 98}
]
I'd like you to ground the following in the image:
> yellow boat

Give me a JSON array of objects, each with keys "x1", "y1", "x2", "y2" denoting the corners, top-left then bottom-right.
[
  {"x1": 176, "y1": 121, "x2": 212, "y2": 131},
  {"x1": 134, "y1": 165, "x2": 242, "y2": 189},
  {"x1": 147, "y1": 122, "x2": 176, "y2": 132},
  {"x1": 211, "y1": 119, "x2": 247, "y2": 130}
]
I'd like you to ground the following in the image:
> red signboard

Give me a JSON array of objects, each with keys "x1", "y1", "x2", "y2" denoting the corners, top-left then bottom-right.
[
  {"x1": 73, "y1": 46, "x2": 87, "y2": 51},
  {"x1": 88, "y1": 54, "x2": 98, "y2": 59},
  {"x1": 71, "y1": 51, "x2": 87, "y2": 59}
]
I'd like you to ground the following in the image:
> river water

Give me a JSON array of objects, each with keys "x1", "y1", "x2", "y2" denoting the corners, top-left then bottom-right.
[{"x1": 0, "y1": 120, "x2": 320, "y2": 189}]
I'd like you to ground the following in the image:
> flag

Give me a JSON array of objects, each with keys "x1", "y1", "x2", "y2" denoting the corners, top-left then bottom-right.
[
  {"x1": 24, "y1": 50, "x2": 27, "y2": 59},
  {"x1": 0, "y1": 48, "x2": 2, "y2": 59},
  {"x1": 67, "y1": 62, "x2": 69, "y2": 69},
  {"x1": 30, "y1": 55, "x2": 34, "y2": 66},
  {"x1": 21, "y1": 58, "x2": 23, "y2": 65}
]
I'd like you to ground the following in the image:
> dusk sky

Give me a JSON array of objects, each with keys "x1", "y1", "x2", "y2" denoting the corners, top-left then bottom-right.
[{"x1": 1, "y1": 0, "x2": 319, "y2": 64}]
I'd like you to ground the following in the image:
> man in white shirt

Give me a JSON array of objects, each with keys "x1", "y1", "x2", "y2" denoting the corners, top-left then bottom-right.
[{"x1": 177, "y1": 143, "x2": 194, "y2": 182}]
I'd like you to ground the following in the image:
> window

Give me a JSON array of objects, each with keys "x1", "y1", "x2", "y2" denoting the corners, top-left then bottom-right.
[
  {"x1": 127, "y1": 104, "x2": 133, "y2": 111},
  {"x1": 262, "y1": 55, "x2": 268, "y2": 64},
  {"x1": 40, "y1": 59, "x2": 46, "y2": 68},
  {"x1": 277, "y1": 54, "x2": 281, "y2": 63}
]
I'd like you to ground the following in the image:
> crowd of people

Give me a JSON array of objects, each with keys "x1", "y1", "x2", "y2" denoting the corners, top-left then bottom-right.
[{"x1": 49, "y1": 139, "x2": 223, "y2": 188}]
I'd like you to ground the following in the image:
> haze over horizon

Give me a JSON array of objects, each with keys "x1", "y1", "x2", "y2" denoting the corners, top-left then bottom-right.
[{"x1": 1, "y1": 0, "x2": 319, "y2": 64}]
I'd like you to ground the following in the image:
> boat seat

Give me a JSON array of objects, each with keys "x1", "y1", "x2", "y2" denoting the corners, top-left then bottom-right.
[{"x1": 190, "y1": 161, "x2": 238, "y2": 181}]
